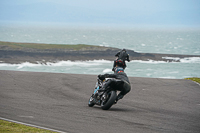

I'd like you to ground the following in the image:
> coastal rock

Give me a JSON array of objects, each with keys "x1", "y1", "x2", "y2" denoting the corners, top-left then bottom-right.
[{"x1": 0, "y1": 41, "x2": 199, "y2": 64}]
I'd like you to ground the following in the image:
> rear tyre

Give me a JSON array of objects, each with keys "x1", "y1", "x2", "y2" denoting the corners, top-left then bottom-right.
[
  {"x1": 101, "y1": 91, "x2": 117, "y2": 110},
  {"x1": 88, "y1": 95, "x2": 95, "y2": 107}
]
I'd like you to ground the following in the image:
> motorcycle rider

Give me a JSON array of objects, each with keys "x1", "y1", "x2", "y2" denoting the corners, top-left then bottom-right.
[
  {"x1": 112, "y1": 49, "x2": 130, "y2": 71},
  {"x1": 98, "y1": 66, "x2": 131, "y2": 103}
]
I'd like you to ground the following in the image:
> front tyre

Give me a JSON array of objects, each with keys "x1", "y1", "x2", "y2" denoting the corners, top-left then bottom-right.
[
  {"x1": 101, "y1": 91, "x2": 117, "y2": 110},
  {"x1": 88, "y1": 95, "x2": 95, "y2": 107}
]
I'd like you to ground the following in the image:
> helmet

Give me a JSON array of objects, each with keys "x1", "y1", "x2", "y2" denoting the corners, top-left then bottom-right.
[
  {"x1": 122, "y1": 48, "x2": 126, "y2": 52},
  {"x1": 114, "y1": 67, "x2": 124, "y2": 73}
]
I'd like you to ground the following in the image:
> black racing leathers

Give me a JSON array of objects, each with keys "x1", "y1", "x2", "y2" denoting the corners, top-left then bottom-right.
[
  {"x1": 99, "y1": 71, "x2": 131, "y2": 100},
  {"x1": 103, "y1": 72, "x2": 130, "y2": 84},
  {"x1": 115, "y1": 50, "x2": 130, "y2": 62}
]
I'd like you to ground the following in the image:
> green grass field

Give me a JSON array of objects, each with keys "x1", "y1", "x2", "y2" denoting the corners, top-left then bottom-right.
[
  {"x1": 0, "y1": 41, "x2": 103, "y2": 51},
  {"x1": 185, "y1": 77, "x2": 200, "y2": 84},
  {"x1": 0, "y1": 119, "x2": 57, "y2": 133}
]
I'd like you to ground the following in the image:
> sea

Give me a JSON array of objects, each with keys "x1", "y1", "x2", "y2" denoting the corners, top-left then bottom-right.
[{"x1": 0, "y1": 25, "x2": 200, "y2": 79}]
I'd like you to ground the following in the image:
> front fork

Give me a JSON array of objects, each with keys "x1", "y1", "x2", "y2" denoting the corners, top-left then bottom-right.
[{"x1": 93, "y1": 86, "x2": 100, "y2": 94}]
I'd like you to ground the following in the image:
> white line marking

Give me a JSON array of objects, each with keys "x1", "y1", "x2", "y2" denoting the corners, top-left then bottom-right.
[
  {"x1": 18, "y1": 115, "x2": 34, "y2": 118},
  {"x1": 0, "y1": 117, "x2": 66, "y2": 133},
  {"x1": 192, "y1": 81, "x2": 200, "y2": 86}
]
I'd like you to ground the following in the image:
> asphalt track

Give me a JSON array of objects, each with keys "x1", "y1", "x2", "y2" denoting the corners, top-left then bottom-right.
[{"x1": 0, "y1": 70, "x2": 200, "y2": 133}]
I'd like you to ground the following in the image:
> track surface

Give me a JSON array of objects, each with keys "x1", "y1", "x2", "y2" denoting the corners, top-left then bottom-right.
[{"x1": 0, "y1": 70, "x2": 200, "y2": 133}]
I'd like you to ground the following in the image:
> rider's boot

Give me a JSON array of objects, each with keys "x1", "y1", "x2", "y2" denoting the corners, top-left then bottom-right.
[{"x1": 114, "y1": 94, "x2": 124, "y2": 104}]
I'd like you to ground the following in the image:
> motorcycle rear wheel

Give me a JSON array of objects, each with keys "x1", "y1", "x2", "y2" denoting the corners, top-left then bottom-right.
[{"x1": 101, "y1": 91, "x2": 117, "y2": 110}]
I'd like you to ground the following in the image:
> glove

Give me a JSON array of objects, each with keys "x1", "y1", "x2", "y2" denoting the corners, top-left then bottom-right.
[{"x1": 98, "y1": 74, "x2": 105, "y2": 80}]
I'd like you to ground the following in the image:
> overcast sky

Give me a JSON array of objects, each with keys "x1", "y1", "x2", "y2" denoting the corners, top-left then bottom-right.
[{"x1": 0, "y1": 0, "x2": 200, "y2": 28}]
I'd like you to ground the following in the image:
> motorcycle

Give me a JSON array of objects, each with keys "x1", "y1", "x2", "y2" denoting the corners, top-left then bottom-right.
[{"x1": 88, "y1": 77, "x2": 119, "y2": 110}]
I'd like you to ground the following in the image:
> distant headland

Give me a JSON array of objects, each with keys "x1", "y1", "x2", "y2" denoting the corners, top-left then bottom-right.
[{"x1": 0, "y1": 41, "x2": 199, "y2": 64}]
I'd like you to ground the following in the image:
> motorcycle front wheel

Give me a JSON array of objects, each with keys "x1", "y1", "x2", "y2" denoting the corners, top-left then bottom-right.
[
  {"x1": 101, "y1": 91, "x2": 117, "y2": 110},
  {"x1": 88, "y1": 95, "x2": 95, "y2": 107}
]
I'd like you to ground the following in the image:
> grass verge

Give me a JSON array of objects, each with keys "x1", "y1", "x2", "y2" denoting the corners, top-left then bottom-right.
[
  {"x1": 185, "y1": 77, "x2": 200, "y2": 84},
  {"x1": 0, "y1": 119, "x2": 57, "y2": 133}
]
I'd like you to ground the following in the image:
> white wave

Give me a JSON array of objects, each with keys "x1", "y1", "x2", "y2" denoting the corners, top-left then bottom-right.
[
  {"x1": 103, "y1": 69, "x2": 112, "y2": 73},
  {"x1": 129, "y1": 57, "x2": 200, "y2": 64},
  {"x1": 0, "y1": 62, "x2": 43, "y2": 69},
  {"x1": 0, "y1": 60, "x2": 112, "y2": 68},
  {"x1": 130, "y1": 60, "x2": 167, "y2": 64},
  {"x1": 86, "y1": 59, "x2": 112, "y2": 63},
  {"x1": 46, "y1": 60, "x2": 112, "y2": 67},
  {"x1": 159, "y1": 76, "x2": 176, "y2": 79},
  {"x1": 146, "y1": 73, "x2": 152, "y2": 76},
  {"x1": 162, "y1": 57, "x2": 200, "y2": 63},
  {"x1": 162, "y1": 57, "x2": 180, "y2": 61},
  {"x1": 46, "y1": 60, "x2": 99, "y2": 67},
  {"x1": 180, "y1": 57, "x2": 200, "y2": 63},
  {"x1": 17, "y1": 62, "x2": 41, "y2": 69}
]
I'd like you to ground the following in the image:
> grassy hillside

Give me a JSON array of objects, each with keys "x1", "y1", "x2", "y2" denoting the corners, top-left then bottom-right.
[{"x1": 0, "y1": 41, "x2": 108, "y2": 51}]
